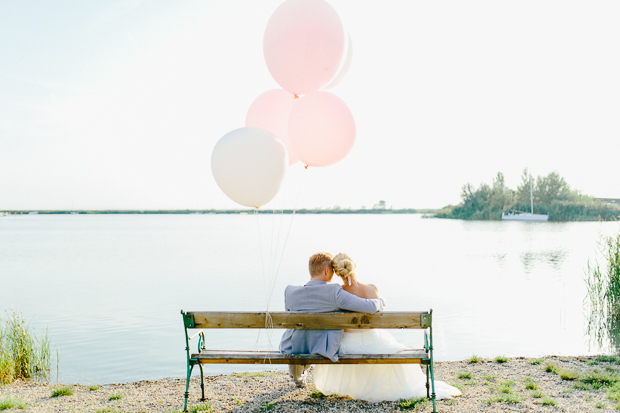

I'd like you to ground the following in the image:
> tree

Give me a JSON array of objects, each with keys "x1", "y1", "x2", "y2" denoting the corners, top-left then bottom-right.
[
  {"x1": 534, "y1": 171, "x2": 571, "y2": 204},
  {"x1": 373, "y1": 200, "x2": 386, "y2": 209}
]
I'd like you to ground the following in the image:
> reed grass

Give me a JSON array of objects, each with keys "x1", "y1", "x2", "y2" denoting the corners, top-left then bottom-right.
[
  {"x1": 585, "y1": 228, "x2": 620, "y2": 352},
  {"x1": 0, "y1": 310, "x2": 54, "y2": 384}
]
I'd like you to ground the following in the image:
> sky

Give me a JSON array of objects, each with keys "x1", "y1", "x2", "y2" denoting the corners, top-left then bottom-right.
[{"x1": 1, "y1": 0, "x2": 619, "y2": 211}]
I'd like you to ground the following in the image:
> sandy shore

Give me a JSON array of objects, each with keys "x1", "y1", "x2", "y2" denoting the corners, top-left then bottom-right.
[{"x1": 2, "y1": 356, "x2": 620, "y2": 412}]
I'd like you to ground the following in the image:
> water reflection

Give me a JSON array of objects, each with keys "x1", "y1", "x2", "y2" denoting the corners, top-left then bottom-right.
[
  {"x1": 520, "y1": 249, "x2": 568, "y2": 274},
  {"x1": 586, "y1": 309, "x2": 620, "y2": 354}
]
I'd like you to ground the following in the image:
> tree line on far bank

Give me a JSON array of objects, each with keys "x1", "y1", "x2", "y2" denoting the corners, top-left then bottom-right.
[{"x1": 434, "y1": 170, "x2": 620, "y2": 221}]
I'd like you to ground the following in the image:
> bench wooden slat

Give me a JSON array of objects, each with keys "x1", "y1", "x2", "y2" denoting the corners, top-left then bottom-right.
[
  {"x1": 191, "y1": 350, "x2": 429, "y2": 365},
  {"x1": 188, "y1": 311, "x2": 428, "y2": 329}
]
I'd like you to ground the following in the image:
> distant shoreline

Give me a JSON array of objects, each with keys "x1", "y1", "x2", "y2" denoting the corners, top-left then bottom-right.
[{"x1": 0, "y1": 208, "x2": 437, "y2": 215}]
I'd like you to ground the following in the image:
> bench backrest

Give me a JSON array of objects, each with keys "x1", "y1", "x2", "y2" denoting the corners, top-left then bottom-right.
[{"x1": 182, "y1": 311, "x2": 431, "y2": 330}]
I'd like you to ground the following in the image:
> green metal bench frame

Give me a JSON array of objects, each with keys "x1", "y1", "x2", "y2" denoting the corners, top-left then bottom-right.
[{"x1": 181, "y1": 309, "x2": 436, "y2": 413}]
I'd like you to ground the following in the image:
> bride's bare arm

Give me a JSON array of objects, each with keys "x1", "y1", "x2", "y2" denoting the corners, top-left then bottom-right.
[{"x1": 363, "y1": 284, "x2": 380, "y2": 299}]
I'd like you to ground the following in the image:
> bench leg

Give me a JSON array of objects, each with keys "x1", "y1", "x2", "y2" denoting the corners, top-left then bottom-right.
[
  {"x1": 425, "y1": 364, "x2": 430, "y2": 399},
  {"x1": 184, "y1": 364, "x2": 194, "y2": 412},
  {"x1": 429, "y1": 362, "x2": 437, "y2": 413},
  {"x1": 198, "y1": 364, "x2": 206, "y2": 402}
]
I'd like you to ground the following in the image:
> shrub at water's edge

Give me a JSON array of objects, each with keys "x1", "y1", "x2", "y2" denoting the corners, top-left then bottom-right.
[
  {"x1": 434, "y1": 169, "x2": 620, "y2": 221},
  {"x1": 0, "y1": 310, "x2": 55, "y2": 384}
]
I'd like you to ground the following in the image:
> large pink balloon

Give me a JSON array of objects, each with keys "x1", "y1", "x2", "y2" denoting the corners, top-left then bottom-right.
[
  {"x1": 288, "y1": 92, "x2": 355, "y2": 167},
  {"x1": 263, "y1": 0, "x2": 345, "y2": 95},
  {"x1": 245, "y1": 89, "x2": 298, "y2": 165}
]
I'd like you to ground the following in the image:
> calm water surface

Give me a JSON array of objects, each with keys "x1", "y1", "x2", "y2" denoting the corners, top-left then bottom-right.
[{"x1": 1, "y1": 214, "x2": 618, "y2": 383}]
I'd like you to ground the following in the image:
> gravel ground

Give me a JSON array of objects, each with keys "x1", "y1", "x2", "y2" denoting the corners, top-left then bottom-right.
[{"x1": 2, "y1": 356, "x2": 620, "y2": 412}]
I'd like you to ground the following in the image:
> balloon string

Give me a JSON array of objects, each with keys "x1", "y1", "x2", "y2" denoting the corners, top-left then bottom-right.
[
  {"x1": 254, "y1": 209, "x2": 268, "y2": 319},
  {"x1": 266, "y1": 167, "x2": 308, "y2": 310}
]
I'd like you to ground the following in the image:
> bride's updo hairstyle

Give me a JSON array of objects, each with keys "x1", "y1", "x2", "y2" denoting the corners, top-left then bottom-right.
[{"x1": 332, "y1": 253, "x2": 355, "y2": 285}]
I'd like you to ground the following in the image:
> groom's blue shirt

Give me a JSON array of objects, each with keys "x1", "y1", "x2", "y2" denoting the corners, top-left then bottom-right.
[{"x1": 278, "y1": 280, "x2": 385, "y2": 361}]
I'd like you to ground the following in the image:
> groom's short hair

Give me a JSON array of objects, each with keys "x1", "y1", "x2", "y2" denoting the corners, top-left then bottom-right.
[{"x1": 309, "y1": 252, "x2": 334, "y2": 277}]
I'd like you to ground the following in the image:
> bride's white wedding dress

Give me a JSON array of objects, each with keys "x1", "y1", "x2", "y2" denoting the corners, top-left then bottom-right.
[{"x1": 313, "y1": 329, "x2": 462, "y2": 402}]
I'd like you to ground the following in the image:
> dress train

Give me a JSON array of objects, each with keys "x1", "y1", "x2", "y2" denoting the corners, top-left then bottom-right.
[{"x1": 313, "y1": 329, "x2": 461, "y2": 402}]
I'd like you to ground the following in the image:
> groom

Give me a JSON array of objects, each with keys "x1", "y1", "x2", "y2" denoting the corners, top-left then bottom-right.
[{"x1": 279, "y1": 252, "x2": 386, "y2": 387}]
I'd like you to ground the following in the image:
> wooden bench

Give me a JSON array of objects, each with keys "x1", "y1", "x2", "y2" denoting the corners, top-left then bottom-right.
[{"x1": 181, "y1": 310, "x2": 437, "y2": 413}]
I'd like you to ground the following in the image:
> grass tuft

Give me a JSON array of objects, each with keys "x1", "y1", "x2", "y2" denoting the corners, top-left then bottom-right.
[
  {"x1": 89, "y1": 384, "x2": 100, "y2": 391},
  {"x1": 397, "y1": 397, "x2": 427, "y2": 410},
  {"x1": 581, "y1": 369, "x2": 620, "y2": 386},
  {"x1": 524, "y1": 377, "x2": 538, "y2": 390},
  {"x1": 606, "y1": 382, "x2": 620, "y2": 402},
  {"x1": 108, "y1": 393, "x2": 123, "y2": 401},
  {"x1": 188, "y1": 402, "x2": 212, "y2": 412},
  {"x1": 483, "y1": 393, "x2": 523, "y2": 404},
  {"x1": 597, "y1": 355, "x2": 618, "y2": 363},
  {"x1": 558, "y1": 367, "x2": 580, "y2": 381},
  {"x1": 530, "y1": 390, "x2": 544, "y2": 398},
  {"x1": 494, "y1": 356, "x2": 509, "y2": 364},
  {"x1": 0, "y1": 395, "x2": 27, "y2": 410},
  {"x1": 574, "y1": 382, "x2": 592, "y2": 391},
  {"x1": 310, "y1": 390, "x2": 325, "y2": 399},
  {"x1": 457, "y1": 371, "x2": 472, "y2": 379},
  {"x1": 497, "y1": 380, "x2": 515, "y2": 394},
  {"x1": 259, "y1": 402, "x2": 276, "y2": 411},
  {"x1": 545, "y1": 362, "x2": 558, "y2": 374},
  {"x1": 540, "y1": 397, "x2": 557, "y2": 406},
  {"x1": 467, "y1": 355, "x2": 481, "y2": 364},
  {"x1": 529, "y1": 358, "x2": 544, "y2": 365},
  {"x1": 51, "y1": 385, "x2": 74, "y2": 397}
]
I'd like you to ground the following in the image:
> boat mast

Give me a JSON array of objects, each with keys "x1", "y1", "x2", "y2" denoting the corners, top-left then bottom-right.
[{"x1": 530, "y1": 175, "x2": 534, "y2": 214}]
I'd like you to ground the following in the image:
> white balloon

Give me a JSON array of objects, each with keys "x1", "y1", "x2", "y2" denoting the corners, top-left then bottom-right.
[{"x1": 211, "y1": 127, "x2": 288, "y2": 208}]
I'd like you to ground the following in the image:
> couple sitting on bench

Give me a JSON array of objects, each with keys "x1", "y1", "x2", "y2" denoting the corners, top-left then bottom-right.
[{"x1": 279, "y1": 252, "x2": 461, "y2": 402}]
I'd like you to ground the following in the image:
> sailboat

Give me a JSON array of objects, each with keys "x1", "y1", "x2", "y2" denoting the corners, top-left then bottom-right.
[{"x1": 501, "y1": 175, "x2": 549, "y2": 221}]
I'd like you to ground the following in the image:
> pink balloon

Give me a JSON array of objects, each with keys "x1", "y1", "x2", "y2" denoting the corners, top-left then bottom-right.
[
  {"x1": 245, "y1": 89, "x2": 298, "y2": 165},
  {"x1": 263, "y1": 0, "x2": 345, "y2": 95},
  {"x1": 288, "y1": 92, "x2": 355, "y2": 167}
]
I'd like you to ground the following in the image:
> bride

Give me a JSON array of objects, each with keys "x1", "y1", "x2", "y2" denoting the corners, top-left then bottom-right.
[{"x1": 312, "y1": 253, "x2": 462, "y2": 402}]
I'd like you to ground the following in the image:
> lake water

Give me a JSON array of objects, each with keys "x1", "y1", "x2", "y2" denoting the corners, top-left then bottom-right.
[{"x1": 1, "y1": 213, "x2": 618, "y2": 384}]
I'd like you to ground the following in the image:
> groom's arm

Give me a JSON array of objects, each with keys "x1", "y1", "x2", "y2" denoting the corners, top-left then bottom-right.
[{"x1": 335, "y1": 288, "x2": 385, "y2": 313}]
